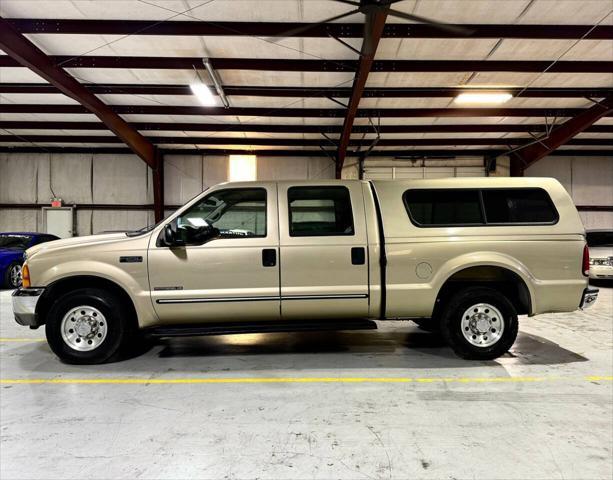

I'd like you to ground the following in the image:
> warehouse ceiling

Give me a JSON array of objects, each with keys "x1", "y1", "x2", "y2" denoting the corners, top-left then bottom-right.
[{"x1": 0, "y1": 0, "x2": 612, "y2": 166}]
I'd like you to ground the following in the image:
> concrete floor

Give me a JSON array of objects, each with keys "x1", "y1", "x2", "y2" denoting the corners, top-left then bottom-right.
[{"x1": 1, "y1": 284, "x2": 611, "y2": 480}]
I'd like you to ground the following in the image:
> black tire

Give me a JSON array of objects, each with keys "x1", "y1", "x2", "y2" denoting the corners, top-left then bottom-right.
[
  {"x1": 4, "y1": 261, "x2": 23, "y2": 289},
  {"x1": 45, "y1": 288, "x2": 136, "y2": 364},
  {"x1": 412, "y1": 318, "x2": 440, "y2": 332},
  {"x1": 440, "y1": 287, "x2": 518, "y2": 360}
]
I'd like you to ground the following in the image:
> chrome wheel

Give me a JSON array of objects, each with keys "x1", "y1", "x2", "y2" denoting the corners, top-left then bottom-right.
[
  {"x1": 60, "y1": 306, "x2": 108, "y2": 352},
  {"x1": 9, "y1": 264, "x2": 22, "y2": 288},
  {"x1": 461, "y1": 303, "x2": 504, "y2": 348}
]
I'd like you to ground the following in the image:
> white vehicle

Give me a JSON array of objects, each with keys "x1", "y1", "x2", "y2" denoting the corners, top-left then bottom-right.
[{"x1": 587, "y1": 230, "x2": 613, "y2": 280}]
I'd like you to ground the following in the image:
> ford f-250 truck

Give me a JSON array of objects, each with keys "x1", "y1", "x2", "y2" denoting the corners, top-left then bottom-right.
[{"x1": 13, "y1": 177, "x2": 598, "y2": 364}]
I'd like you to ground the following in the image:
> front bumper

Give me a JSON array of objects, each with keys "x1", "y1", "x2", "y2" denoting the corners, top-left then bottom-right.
[
  {"x1": 579, "y1": 287, "x2": 599, "y2": 310},
  {"x1": 12, "y1": 288, "x2": 45, "y2": 327}
]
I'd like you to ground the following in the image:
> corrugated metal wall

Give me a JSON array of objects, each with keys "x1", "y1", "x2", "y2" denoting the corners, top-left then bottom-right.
[{"x1": 0, "y1": 153, "x2": 335, "y2": 235}]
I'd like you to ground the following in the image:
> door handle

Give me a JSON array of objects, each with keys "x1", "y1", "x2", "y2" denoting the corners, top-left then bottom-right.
[
  {"x1": 262, "y1": 248, "x2": 277, "y2": 267},
  {"x1": 351, "y1": 247, "x2": 366, "y2": 265}
]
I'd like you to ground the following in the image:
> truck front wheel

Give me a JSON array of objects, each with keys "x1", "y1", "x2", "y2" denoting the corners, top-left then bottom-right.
[
  {"x1": 45, "y1": 288, "x2": 134, "y2": 364},
  {"x1": 440, "y1": 287, "x2": 518, "y2": 360}
]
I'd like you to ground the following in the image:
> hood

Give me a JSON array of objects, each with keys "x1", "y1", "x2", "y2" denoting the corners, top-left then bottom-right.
[
  {"x1": 0, "y1": 248, "x2": 24, "y2": 264},
  {"x1": 590, "y1": 246, "x2": 613, "y2": 258},
  {"x1": 26, "y1": 233, "x2": 128, "y2": 259}
]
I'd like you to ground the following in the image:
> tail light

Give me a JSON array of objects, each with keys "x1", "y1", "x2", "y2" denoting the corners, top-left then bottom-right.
[
  {"x1": 582, "y1": 244, "x2": 590, "y2": 277},
  {"x1": 21, "y1": 263, "x2": 31, "y2": 288}
]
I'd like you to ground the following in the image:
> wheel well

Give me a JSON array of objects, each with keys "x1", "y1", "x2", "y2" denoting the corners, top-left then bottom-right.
[
  {"x1": 433, "y1": 266, "x2": 531, "y2": 317},
  {"x1": 37, "y1": 275, "x2": 138, "y2": 326}
]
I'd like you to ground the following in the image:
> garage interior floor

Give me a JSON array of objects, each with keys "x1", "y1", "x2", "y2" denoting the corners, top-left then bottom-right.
[{"x1": 1, "y1": 285, "x2": 611, "y2": 480}]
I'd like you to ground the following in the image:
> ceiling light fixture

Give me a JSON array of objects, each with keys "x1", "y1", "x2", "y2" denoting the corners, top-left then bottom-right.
[
  {"x1": 203, "y1": 58, "x2": 230, "y2": 109},
  {"x1": 454, "y1": 92, "x2": 513, "y2": 105},
  {"x1": 190, "y1": 82, "x2": 216, "y2": 106}
]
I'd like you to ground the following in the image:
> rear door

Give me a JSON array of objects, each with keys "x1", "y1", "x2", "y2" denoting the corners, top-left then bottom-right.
[{"x1": 278, "y1": 182, "x2": 370, "y2": 319}]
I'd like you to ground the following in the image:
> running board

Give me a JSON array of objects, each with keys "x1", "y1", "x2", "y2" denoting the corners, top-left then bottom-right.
[{"x1": 145, "y1": 319, "x2": 378, "y2": 338}]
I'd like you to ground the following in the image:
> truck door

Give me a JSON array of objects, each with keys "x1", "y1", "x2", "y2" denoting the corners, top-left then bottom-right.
[
  {"x1": 148, "y1": 183, "x2": 280, "y2": 324},
  {"x1": 278, "y1": 182, "x2": 370, "y2": 319}
]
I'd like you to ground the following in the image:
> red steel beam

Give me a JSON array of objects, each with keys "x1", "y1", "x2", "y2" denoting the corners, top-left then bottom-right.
[
  {"x1": 2, "y1": 56, "x2": 611, "y2": 73},
  {"x1": 6, "y1": 19, "x2": 613, "y2": 39},
  {"x1": 0, "y1": 17, "x2": 165, "y2": 221},
  {"x1": 512, "y1": 96, "x2": 613, "y2": 175},
  {"x1": 337, "y1": 6, "x2": 389, "y2": 177}
]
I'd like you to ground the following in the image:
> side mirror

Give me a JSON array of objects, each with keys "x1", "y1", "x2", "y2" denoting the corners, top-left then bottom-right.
[{"x1": 162, "y1": 224, "x2": 184, "y2": 247}]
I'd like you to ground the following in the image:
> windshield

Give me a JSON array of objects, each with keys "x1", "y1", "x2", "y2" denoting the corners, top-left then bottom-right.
[
  {"x1": 0, "y1": 234, "x2": 32, "y2": 249},
  {"x1": 586, "y1": 231, "x2": 613, "y2": 248}
]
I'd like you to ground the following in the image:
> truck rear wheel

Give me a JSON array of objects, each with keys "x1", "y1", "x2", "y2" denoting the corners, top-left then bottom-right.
[
  {"x1": 45, "y1": 288, "x2": 135, "y2": 364},
  {"x1": 440, "y1": 287, "x2": 518, "y2": 360}
]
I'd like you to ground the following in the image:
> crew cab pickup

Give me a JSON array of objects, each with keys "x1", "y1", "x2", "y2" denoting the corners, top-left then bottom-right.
[{"x1": 13, "y1": 177, "x2": 598, "y2": 364}]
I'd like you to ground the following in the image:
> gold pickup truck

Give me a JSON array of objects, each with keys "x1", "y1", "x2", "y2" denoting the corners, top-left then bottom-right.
[{"x1": 13, "y1": 177, "x2": 598, "y2": 364}]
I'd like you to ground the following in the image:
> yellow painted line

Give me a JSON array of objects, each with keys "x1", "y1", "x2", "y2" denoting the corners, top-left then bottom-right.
[
  {"x1": 586, "y1": 376, "x2": 613, "y2": 382},
  {"x1": 0, "y1": 338, "x2": 45, "y2": 343},
  {"x1": 2, "y1": 376, "x2": 610, "y2": 385}
]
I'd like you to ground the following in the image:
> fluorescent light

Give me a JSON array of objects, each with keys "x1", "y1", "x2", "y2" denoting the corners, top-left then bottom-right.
[
  {"x1": 190, "y1": 82, "x2": 216, "y2": 106},
  {"x1": 454, "y1": 92, "x2": 513, "y2": 105},
  {"x1": 229, "y1": 155, "x2": 257, "y2": 182}
]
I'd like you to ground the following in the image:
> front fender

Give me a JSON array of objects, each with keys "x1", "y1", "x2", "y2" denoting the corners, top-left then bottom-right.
[{"x1": 34, "y1": 260, "x2": 157, "y2": 328}]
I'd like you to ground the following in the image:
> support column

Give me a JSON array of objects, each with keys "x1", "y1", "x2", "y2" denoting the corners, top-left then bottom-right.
[{"x1": 153, "y1": 151, "x2": 164, "y2": 223}]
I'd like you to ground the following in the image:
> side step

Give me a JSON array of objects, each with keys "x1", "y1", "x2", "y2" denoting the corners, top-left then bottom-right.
[{"x1": 145, "y1": 319, "x2": 378, "y2": 338}]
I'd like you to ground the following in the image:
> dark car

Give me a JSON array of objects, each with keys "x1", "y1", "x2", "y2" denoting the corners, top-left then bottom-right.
[{"x1": 0, "y1": 232, "x2": 60, "y2": 289}]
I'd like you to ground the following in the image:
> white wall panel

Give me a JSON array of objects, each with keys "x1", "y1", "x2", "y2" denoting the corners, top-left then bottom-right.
[
  {"x1": 580, "y1": 212, "x2": 613, "y2": 230},
  {"x1": 91, "y1": 211, "x2": 154, "y2": 234},
  {"x1": 0, "y1": 209, "x2": 38, "y2": 232},
  {"x1": 92, "y1": 154, "x2": 152, "y2": 204},
  {"x1": 202, "y1": 155, "x2": 228, "y2": 189},
  {"x1": 0, "y1": 153, "x2": 41, "y2": 203},
  {"x1": 571, "y1": 157, "x2": 613, "y2": 207},
  {"x1": 164, "y1": 155, "x2": 204, "y2": 206},
  {"x1": 257, "y1": 156, "x2": 335, "y2": 180},
  {"x1": 525, "y1": 155, "x2": 613, "y2": 229}
]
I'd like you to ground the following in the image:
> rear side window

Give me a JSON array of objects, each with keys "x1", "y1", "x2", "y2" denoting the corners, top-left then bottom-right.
[
  {"x1": 288, "y1": 186, "x2": 354, "y2": 236},
  {"x1": 403, "y1": 187, "x2": 558, "y2": 227},
  {"x1": 482, "y1": 189, "x2": 558, "y2": 224},
  {"x1": 404, "y1": 189, "x2": 483, "y2": 226}
]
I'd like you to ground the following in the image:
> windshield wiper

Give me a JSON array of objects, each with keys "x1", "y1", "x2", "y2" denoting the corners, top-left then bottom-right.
[{"x1": 125, "y1": 224, "x2": 156, "y2": 237}]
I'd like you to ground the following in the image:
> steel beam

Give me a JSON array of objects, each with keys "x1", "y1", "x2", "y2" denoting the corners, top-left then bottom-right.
[
  {"x1": 512, "y1": 96, "x2": 613, "y2": 174},
  {"x1": 337, "y1": 6, "x2": 389, "y2": 177},
  {"x1": 2, "y1": 120, "x2": 612, "y2": 134},
  {"x1": 2, "y1": 56, "x2": 611, "y2": 73},
  {"x1": 0, "y1": 146, "x2": 610, "y2": 157},
  {"x1": 0, "y1": 17, "x2": 165, "y2": 221},
  {"x1": 3, "y1": 104, "x2": 611, "y2": 118},
  {"x1": 2, "y1": 83, "x2": 612, "y2": 99},
  {"x1": 1, "y1": 134, "x2": 610, "y2": 147},
  {"x1": 7, "y1": 19, "x2": 613, "y2": 39}
]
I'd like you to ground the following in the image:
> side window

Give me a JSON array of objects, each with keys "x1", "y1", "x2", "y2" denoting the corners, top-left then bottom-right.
[
  {"x1": 288, "y1": 186, "x2": 354, "y2": 236},
  {"x1": 482, "y1": 189, "x2": 558, "y2": 224},
  {"x1": 403, "y1": 189, "x2": 483, "y2": 226},
  {"x1": 178, "y1": 188, "x2": 267, "y2": 238}
]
